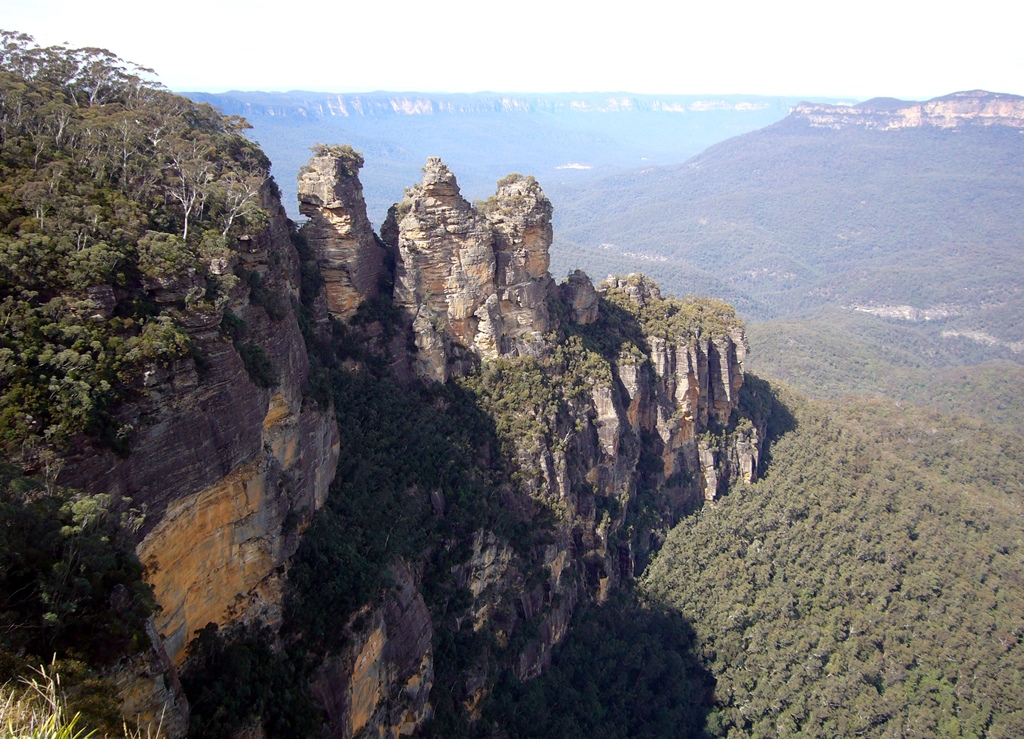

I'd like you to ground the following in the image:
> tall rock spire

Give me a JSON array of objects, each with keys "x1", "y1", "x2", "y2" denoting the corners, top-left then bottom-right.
[
  {"x1": 381, "y1": 159, "x2": 557, "y2": 382},
  {"x1": 298, "y1": 145, "x2": 388, "y2": 320}
]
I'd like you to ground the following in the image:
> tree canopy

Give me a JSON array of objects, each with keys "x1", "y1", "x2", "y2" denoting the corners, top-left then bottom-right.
[{"x1": 0, "y1": 32, "x2": 271, "y2": 459}]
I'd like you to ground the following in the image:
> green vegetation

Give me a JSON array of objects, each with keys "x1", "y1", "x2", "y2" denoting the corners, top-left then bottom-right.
[
  {"x1": 0, "y1": 465, "x2": 153, "y2": 736},
  {"x1": 0, "y1": 31, "x2": 274, "y2": 458},
  {"x1": 483, "y1": 596, "x2": 714, "y2": 738},
  {"x1": 0, "y1": 465, "x2": 152, "y2": 672},
  {"x1": 180, "y1": 623, "x2": 318, "y2": 739},
  {"x1": 642, "y1": 383, "x2": 1024, "y2": 737},
  {"x1": 600, "y1": 274, "x2": 743, "y2": 342},
  {"x1": 747, "y1": 311, "x2": 1024, "y2": 432}
]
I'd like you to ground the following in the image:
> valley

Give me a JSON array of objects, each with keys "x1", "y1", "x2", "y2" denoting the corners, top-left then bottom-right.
[{"x1": 1, "y1": 30, "x2": 1023, "y2": 739}]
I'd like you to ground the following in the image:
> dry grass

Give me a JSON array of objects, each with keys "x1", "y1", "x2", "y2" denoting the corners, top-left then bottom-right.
[{"x1": 0, "y1": 664, "x2": 162, "y2": 739}]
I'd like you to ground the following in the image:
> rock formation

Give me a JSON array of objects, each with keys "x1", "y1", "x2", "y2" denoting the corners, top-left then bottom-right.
[
  {"x1": 381, "y1": 158, "x2": 555, "y2": 381},
  {"x1": 298, "y1": 145, "x2": 388, "y2": 320},
  {"x1": 47, "y1": 151, "x2": 763, "y2": 738},
  {"x1": 294, "y1": 162, "x2": 765, "y2": 736},
  {"x1": 560, "y1": 269, "x2": 599, "y2": 324},
  {"x1": 597, "y1": 275, "x2": 753, "y2": 502}
]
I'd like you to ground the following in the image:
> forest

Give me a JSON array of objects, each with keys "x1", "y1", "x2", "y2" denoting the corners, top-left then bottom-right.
[{"x1": 643, "y1": 386, "x2": 1024, "y2": 737}]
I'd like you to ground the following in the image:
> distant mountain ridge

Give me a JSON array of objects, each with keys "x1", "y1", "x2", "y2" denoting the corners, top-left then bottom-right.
[
  {"x1": 551, "y1": 89, "x2": 1024, "y2": 323},
  {"x1": 790, "y1": 89, "x2": 1024, "y2": 130},
  {"x1": 184, "y1": 91, "x2": 798, "y2": 119},
  {"x1": 183, "y1": 91, "x2": 835, "y2": 226}
]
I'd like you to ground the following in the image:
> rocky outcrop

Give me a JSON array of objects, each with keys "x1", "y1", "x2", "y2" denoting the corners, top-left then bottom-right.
[
  {"x1": 560, "y1": 269, "x2": 599, "y2": 324},
  {"x1": 381, "y1": 159, "x2": 555, "y2": 381},
  {"x1": 597, "y1": 275, "x2": 752, "y2": 502},
  {"x1": 330, "y1": 166, "x2": 763, "y2": 725},
  {"x1": 73, "y1": 152, "x2": 762, "y2": 738},
  {"x1": 792, "y1": 90, "x2": 1024, "y2": 130},
  {"x1": 298, "y1": 145, "x2": 388, "y2": 320},
  {"x1": 480, "y1": 174, "x2": 555, "y2": 353}
]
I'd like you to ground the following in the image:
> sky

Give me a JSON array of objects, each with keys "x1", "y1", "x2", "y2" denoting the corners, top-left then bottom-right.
[{"x1": 3, "y1": 0, "x2": 1023, "y2": 99}]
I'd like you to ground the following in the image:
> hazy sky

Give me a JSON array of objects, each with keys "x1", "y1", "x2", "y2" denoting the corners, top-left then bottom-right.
[{"x1": 4, "y1": 0, "x2": 1022, "y2": 99}]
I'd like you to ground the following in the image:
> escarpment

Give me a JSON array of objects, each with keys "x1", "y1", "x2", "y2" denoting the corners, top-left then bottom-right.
[
  {"x1": 791, "y1": 90, "x2": 1024, "y2": 130},
  {"x1": 266, "y1": 153, "x2": 766, "y2": 737}
]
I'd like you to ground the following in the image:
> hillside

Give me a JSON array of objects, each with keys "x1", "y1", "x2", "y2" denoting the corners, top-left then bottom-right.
[
  {"x1": 184, "y1": 90, "x2": 828, "y2": 226},
  {"x1": 552, "y1": 91, "x2": 1024, "y2": 327}
]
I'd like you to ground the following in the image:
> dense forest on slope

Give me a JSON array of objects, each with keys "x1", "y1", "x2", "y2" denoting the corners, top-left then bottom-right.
[
  {"x1": 746, "y1": 315, "x2": 1024, "y2": 431},
  {"x1": 642, "y1": 384, "x2": 1024, "y2": 737},
  {"x1": 482, "y1": 595, "x2": 714, "y2": 738}
]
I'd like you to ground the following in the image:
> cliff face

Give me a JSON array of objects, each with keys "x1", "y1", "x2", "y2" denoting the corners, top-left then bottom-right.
[
  {"x1": 58, "y1": 185, "x2": 340, "y2": 731},
  {"x1": 310, "y1": 559, "x2": 434, "y2": 738},
  {"x1": 185, "y1": 92, "x2": 796, "y2": 119},
  {"x1": 792, "y1": 90, "x2": 1024, "y2": 130}
]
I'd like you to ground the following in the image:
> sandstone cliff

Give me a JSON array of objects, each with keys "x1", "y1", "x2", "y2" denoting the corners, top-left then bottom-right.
[
  {"x1": 58, "y1": 183, "x2": 340, "y2": 733},
  {"x1": 792, "y1": 90, "x2": 1024, "y2": 130}
]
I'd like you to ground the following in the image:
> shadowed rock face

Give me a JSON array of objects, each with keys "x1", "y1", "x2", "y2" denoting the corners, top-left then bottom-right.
[
  {"x1": 311, "y1": 560, "x2": 434, "y2": 739},
  {"x1": 560, "y1": 269, "x2": 599, "y2": 325},
  {"x1": 298, "y1": 146, "x2": 388, "y2": 320},
  {"x1": 381, "y1": 159, "x2": 556, "y2": 382}
]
